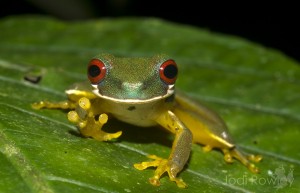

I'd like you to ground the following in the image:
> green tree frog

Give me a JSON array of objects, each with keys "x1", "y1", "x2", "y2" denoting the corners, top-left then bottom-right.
[{"x1": 32, "y1": 53, "x2": 262, "y2": 188}]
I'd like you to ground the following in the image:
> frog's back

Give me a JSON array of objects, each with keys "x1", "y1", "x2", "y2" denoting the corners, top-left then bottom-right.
[{"x1": 173, "y1": 91, "x2": 234, "y2": 149}]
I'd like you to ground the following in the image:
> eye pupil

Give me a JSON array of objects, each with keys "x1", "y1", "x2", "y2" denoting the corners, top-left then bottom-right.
[
  {"x1": 88, "y1": 65, "x2": 101, "y2": 77},
  {"x1": 163, "y1": 65, "x2": 178, "y2": 79}
]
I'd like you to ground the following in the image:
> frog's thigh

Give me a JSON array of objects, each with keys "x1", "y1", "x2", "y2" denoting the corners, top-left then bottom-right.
[{"x1": 172, "y1": 100, "x2": 262, "y2": 173}]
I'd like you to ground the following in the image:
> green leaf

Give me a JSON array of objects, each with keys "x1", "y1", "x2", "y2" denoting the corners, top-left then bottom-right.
[{"x1": 0, "y1": 16, "x2": 299, "y2": 193}]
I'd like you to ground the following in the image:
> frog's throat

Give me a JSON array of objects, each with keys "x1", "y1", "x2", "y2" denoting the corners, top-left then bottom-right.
[{"x1": 92, "y1": 85, "x2": 175, "y2": 104}]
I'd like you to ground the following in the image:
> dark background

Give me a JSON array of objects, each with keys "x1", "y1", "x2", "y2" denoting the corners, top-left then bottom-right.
[{"x1": 1, "y1": 0, "x2": 299, "y2": 62}]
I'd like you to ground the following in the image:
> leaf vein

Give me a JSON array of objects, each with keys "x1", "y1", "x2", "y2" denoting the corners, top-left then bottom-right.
[
  {"x1": 45, "y1": 176, "x2": 118, "y2": 193},
  {"x1": 0, "y1": 76, "x2": 65, "y2": 97},
  {"x1": 193, "y1": 94, "x2": 300, "y2": 121}
]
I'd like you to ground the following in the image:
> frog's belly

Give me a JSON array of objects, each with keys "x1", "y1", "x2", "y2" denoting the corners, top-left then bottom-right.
[
  {"x1": 114, "y1": 110, "x2": 157, "y2": 127},
  {"x1": 98, "y1": 98, "x2": 170, "y2": 127}
]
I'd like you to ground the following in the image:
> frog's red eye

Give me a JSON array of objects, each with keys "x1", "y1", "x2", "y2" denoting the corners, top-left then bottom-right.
[
  {"x1": 159, "y1": 59, "x2": 178, "y2": 85},
  {"x1": 87, "y1": 59, "x2": 107, "y2": 84}
]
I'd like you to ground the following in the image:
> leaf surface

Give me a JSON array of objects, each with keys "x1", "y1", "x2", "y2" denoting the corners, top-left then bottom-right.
[{"x1": 0, "y1": 16, "x2": 299, "y2": 193}]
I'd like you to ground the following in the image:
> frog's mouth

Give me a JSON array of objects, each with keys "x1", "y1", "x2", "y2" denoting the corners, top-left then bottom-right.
[{"x1": 91, "y1": 84, "x2": 175, "y2": 104}]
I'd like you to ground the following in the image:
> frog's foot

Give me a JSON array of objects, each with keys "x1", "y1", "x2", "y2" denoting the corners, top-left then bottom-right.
[
  {"x1": 222, "y1": 148, "x2": 262, "y2": 173},
  {"x1": 32, "y1": 100, "x2": 75, "y2": 110},
  {"x1": 68, "y1": 97, "x2": 122, "y2": 141},
  {"x1": 134, "y1": 155, "x2": 187, "y2": 188}
]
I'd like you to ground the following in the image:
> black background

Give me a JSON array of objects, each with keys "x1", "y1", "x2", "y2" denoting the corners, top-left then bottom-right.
[{"x1": 1, "y1": 0, "x2": 299, "y2": 62}]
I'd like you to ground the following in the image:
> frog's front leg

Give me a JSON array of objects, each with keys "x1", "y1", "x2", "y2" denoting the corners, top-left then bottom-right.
[
  {"x1": 32, "y1": 96, "x2": 121, "y2": 141},
  {"x1": 31, "y1": 88, "x2": 95, "y2": 110},
  {"x1": 67, "y1": 97, "x2": 122, "y2": 141},
  {"x1": 134, "y1": 111, "x2": 193, "y2": 188},
  {"x1": 32, "y1": 100, "x2": 76, "y2": 110}
]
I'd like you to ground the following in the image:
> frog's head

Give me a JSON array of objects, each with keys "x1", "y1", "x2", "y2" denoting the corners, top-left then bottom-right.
[{"x1": 87, "y1": 53, "x2": 178, "y2": 102}]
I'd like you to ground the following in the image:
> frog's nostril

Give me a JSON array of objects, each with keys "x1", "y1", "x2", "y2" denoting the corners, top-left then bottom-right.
[
  {"x1": 121, "y1": 82, "x2": 144, "y2": 98},
  {"x1": 122, "y1": 82, "x2": 143, "y2": 91}
]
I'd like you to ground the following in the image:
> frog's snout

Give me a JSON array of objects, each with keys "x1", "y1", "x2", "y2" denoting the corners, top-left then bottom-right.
[{"x1": 121, "y1": 82, "x2": 143, "y2": 98}]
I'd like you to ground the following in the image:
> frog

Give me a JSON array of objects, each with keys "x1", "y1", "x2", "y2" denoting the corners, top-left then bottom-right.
[{"x1": 32, "y1": 53, "x2": 262, "y2": 188}]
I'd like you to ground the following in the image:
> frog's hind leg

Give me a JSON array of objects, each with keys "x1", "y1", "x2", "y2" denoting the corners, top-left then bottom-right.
[{"x1": 222, "y1": 147, "x2": 262, "y2": 173}]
